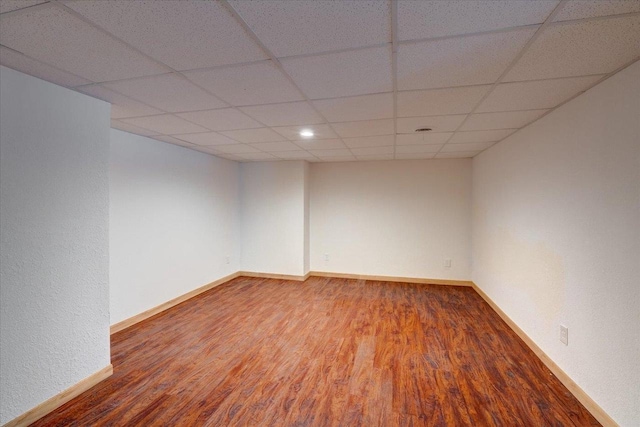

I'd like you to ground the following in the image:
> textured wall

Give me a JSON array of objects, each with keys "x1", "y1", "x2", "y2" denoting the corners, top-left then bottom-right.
[
  {"x1": 472, "y1": 61, "x2": 640, "y2": 426},
  {"x1": 0, "y1": 67, "x2": 111, "y2": 424},
  {"x1": 109, "y1": 129, "x2": 241, "y2": 325},
  {"x1": 310, "y1": 159, "x2": 472, "y2": 279},
  {"x1": 240, "y1": 161, "x2": 307, "y2": 276}
]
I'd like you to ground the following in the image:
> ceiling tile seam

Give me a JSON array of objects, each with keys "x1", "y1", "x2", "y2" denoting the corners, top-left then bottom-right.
[
  {"x1": 398, "y1": 22, "x2": 542, "y2": 47},
  {"x1": 117, "y1": 116, "x2": 210, "y2": 136},
  {"x1": 173, "y1": 57, "x2": 271, "y2": 74},
  {"x1": 551, "y1": 10, "x2": 640, "y2": 26},
  {"x1": 479, "y1": 56, "x2": 640, "y2": 157},
  {"x1": 47, "y1": 0, "x2": 282, "y2": 147},
  {"x1": 397, "y1": 108, "x2": 539, "y2": 119},
  {"x1": 433, "y1": 0, "x2": 570, "y2": 157},
  {"x1": 0, "y1": 1, "x2": 52, "y2": 19},
  {"x1": 48, "y1": 1, "x2": 174, "y2": 75},
  {"x1": 74, "y1": 83, "x2": 172, "y2": 117},
  {"x1": 221, "y1": 0, "x2": 349, "y2": 162},
  {"x1": 0, "y1": 43, "x2": 94, "y2": 87},
  {"x1": 275, "y1": 41, "x2": 391, "y2": 62},
  {"x1": 265, "y1": 90, "x2": 394, "y2": 104},
  {"x1": 71, "y1": 71, "x2": 175, "y2": 88},
  {"x1": 395, "y1": 73, "x2": 609, "y2": 93},
  {"x1": 391, "y1": 0, "x2": 399, "y2": 160},
  {"x1": 396, "y1": 10, "x2": 640, "y2": 48},
  {"x1": 71, "y1": 71, "x2": 607, "y2": 120}
]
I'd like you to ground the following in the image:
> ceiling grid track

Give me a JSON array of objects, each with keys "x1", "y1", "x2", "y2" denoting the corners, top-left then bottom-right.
[
  {"x1": 220, "y1": 0, "x2": 355, "y2": 162},
  {"x1": 434, "y1": 0, "x2": 571, "y2": 157},
  {"x1": 2, "y1": 0, "x2": 638, "y2": 162},
  {"x1": 391, "y1": 0, "x2": 399, "y2": 160},
  {"x1": 46, "y1": 0, "x2": 286, "y2": 160}
]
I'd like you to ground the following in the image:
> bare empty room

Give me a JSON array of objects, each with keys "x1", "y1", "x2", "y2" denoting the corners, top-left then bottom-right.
[{"x1": 0, "y1": 0, "x2": 638, "y2": 426}]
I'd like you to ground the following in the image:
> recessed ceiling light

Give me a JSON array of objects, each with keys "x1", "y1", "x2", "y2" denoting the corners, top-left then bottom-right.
[
  {"x1": 299, "y1": 129, "x2": 314, "y2": 138},
  {"x1": 415, "y1": 127, "x2": 432, "y2": 132}
]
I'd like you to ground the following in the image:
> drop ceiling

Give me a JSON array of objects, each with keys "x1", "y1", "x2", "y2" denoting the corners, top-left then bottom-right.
[{"x1": 1, "y1": 0, "x2": 638, "y2": 162}]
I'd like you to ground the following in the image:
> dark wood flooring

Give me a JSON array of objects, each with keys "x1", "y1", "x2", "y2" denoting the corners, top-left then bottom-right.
[{"x1": 33, "y1": 276, "x2": 599, "y2": 426}]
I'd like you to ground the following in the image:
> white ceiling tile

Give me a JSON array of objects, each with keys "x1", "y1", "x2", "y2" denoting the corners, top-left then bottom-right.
[
  {"x1": 104, "y1": 73, "x2": 226, "y2": 113},
  {"x1": 65, "y1": 0, "x2": 267, "y2": 70},
  {"x1": 460, "y1": 110, "x2": 549, "y2": 131},
  {"x1": 396, "y1": 144, "x2": 443, "y2": 154},
  {"x1": 220, "y1": 128, "x2": 284, "y2": 143},
  {"x1": 229, "y1": 0, "x2": 390, "y2": 57},
  {"x1": 250, "y1": 141, "x2": 302, "y2": 152},
  {"x1": 395, "y1": 152, "x2": 437, "y2": 159},
  {"x1": 183, "y1": 61, "x2": 303, "y2": 106},
  {"x1": 343, "y1": 135, "x2": 395, "y2": 148},
  {"x1": 398, "y1": 28, "x2": 536, "y2": 90},
  {"x1": 177, "y1": 108, "x2": 261, "y2": 131},
  {"x1": 240, "y1": 101, "x2": 323, "y2": 126},
  {"x1": 310, "y1": 149, "x2": 354, "y2": 158},
  {"x1": 111, "y1": 119, "x2": 159, "y2": 136},
  {"x1": 435, "y1": 151, "x2": 482, "y2": 158},
  {"x1": 554, "y1": 0, "x2": 640, "y2": 22},
  {"x1": 397, "y1": 0, "x2": 558, "y2": 41},
  {"x1": 271, "y1": 124, "x2": 338, "y2": 141},
  {"x1": 396, "y1": 115, "x2": 466, "y2": 133},
  {"x1": 0, "y1": 0, "x2": 47, "y2": 14},
  {"x1": 356, "y1": 154, "x2": 395, "y2": 161},
  {"x1": 281, "y1": 46, "x2": 392, "y2": 99},
  {"x1": 0, "y1": 46, "x2": 90, "y2": 87},
  {"x1": 476, "y1": 76, "x2": 602, "y2": 112},
  {"x1": 396, "y1": 133, "x2": 452, "y2": 145},
  {"x1": 293, "y1": 139, "x2": 346, "y2": 150},
  {"x1": 441, "y1": 142, "x2": 494, "y2": 152},
  {"x1": 172, "y1": 132, "x2": 239, "y2": 146},
  {"x1": 75, "y1": 84, "x2": 162, "y2": 119},
  {"x1": 313, "y1": 93, "x2": 393, "y2": 122},
  {"x1": 350, "y1": 146, "x2": 394, "y2": 156},
  {"x1": 273, "y1": 151, "x2": 318, "y2": 160},
  {"x1": 448, "y1": 129, "x2": 515, "y2": 144},
  {"x1": 505, "y1": 16, "x2": 640, "y2": 81},
  {"x1": 212, "y1": 144, "x2": 261, "y2": 154},
  {"x1": 331, "y1": 119, "x2": 394, "y2": 138},
  {"x1": 235, "y1": 152, "x2": 278, "y2": 161},
  {"x1": 0, "y1": 6, "x2": 166, "y2": 82},
  {"x1": 121, "y1": 114, "x2": 209, "y2": 135},
  {"x1": 398, "y1": 85, "x2": 491, "y2": 117}
]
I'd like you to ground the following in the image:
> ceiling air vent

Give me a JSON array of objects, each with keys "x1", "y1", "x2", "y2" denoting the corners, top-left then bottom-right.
[{"x1": 415, "y1": 127, "x2": 432, "y2": 132}]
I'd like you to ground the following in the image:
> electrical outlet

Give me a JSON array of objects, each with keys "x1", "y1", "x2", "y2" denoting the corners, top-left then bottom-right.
[
  {"x1": 443, "y1": 259, "x2": 452, "y2": 268},
  {"x1": 560, "y1": 325, "x2": 568, "y2": 345},
  {"x1": 324, "y1": 253, "x2": 329, "y2": 262}
]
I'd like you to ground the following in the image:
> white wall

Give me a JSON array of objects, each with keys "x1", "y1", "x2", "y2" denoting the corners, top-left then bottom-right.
[
  {"x1": 0, "y1": 67, "x2": 111, "y2": 424},
  {"x1": 310, "y1": 159, "x2": 471, "y2": 279},
  {"x1": 110, "y1": 129, "x2": 240, "y2": 325},
  {"x1": 472, "y1": 61, "x2": 640, "y2": 426},
  {"x1": 240, "y1": 161, "x2": 308, "y2": 276},
  {"x1": 303, "y1": 161, "x2": 310, "y2": 274}
]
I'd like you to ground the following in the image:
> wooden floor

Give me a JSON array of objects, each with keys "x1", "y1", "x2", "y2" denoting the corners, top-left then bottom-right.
[{"x1": 33, "y1": 276, "x2": 599, "y2": 426}]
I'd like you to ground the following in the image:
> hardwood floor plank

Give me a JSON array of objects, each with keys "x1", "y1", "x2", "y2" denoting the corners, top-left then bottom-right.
[{"x1": 31, "y1": 277, "x2": 600, "y2": 426}]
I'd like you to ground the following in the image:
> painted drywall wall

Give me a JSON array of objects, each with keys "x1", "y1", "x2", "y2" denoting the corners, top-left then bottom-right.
[
  {"x1": 303, "y1": 161, "x2": 310, "y2": 274},
  {"x1": 240, "y1": 161, "x2": 308, "y2": 276},
  {"x1": 310, "y1": 159, "x2": 472, "y2": 279},
  {"x1": 0, "y1": 66, "x2": 111, "y2": 424},
  {"x1": 472, "y1": 61, "x2": 640, "y2": 426},
  {"x1": 109, "y1": 129, "x2": 241, "y2": 325}
]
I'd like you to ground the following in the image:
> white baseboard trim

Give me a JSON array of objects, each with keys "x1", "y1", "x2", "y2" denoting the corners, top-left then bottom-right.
[
  {"x1": 471, "y1": 282, "x2": 617, "y2": 427},
  {"x1": 3, "y1": 364, "x2": 113, "y2": 427}
]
